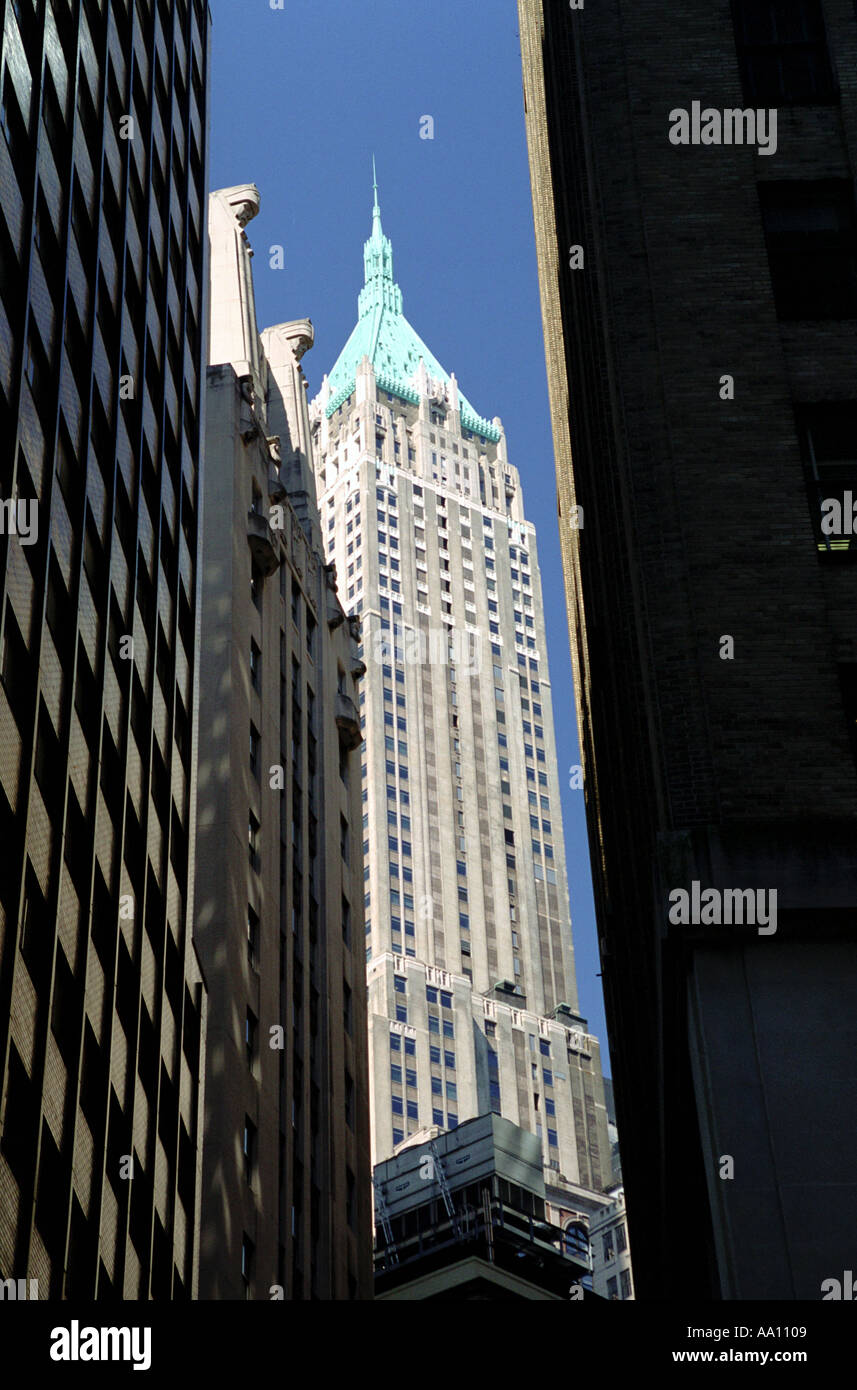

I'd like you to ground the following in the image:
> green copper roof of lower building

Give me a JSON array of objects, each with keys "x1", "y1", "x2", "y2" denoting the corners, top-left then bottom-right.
[{"x1": 323, "y1": 172, "x2": 500, "y2": 444}]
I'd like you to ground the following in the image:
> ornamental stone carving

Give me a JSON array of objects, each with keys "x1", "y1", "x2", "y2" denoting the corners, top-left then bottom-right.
[{"x1": 223, "y1": 183, "x2": 261, "y2": 228}]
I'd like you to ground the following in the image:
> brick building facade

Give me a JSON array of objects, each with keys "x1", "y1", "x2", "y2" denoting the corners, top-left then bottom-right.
[{"x1": 519, "y1": 0, "x2": 857, "y2": 1298}]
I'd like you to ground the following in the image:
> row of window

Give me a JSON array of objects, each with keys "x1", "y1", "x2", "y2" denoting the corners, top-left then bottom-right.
[
  {"x1": 732, "y1": 0, "x2": 837, "y2": 106},
  {"x1": 392, "y1": 1116, "x2": 458, "y2": 1146}
]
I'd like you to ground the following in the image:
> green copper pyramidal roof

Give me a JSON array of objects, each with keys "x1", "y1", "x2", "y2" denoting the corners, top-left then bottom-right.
[{"x1": 322, "y1": 170, "x2": 501, "y2": 442}]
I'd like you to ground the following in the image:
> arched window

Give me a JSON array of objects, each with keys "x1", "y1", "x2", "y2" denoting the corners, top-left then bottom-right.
[{"x1": 564, "y1": 1221, "x2": 589, "y2": 1259}]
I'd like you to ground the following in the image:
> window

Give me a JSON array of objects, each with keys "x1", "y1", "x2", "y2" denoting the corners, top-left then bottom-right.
[
  {"x1": 617, "y1": 1223, "x2": 628, "y2": 1253},
  {"x1": 607, "y1": 1276, "x2": 618, "y2": 1300},
  {"x1": 795, "y1": 403, "x2": 857, "y2": 558},
  {"x1": 248, "y1": 814, "x2": 260, "y2": 870},
  {"x1": 241, "y1": 1235, "x2": 254, "y2": 1292},
  {"x1": 250, "y1": 640, "x2": 261, "y2": 691},
  {"x1": 732, "y1": 0, "x2": 835, "y2": 104},
  {"x1": 603, "y1": 1231, "x2": 614, "y2": 1259},
  {"x1": 247, "y1": 906, "x2": 259, "y2": 966},
  {"x1": 243, "y1": 1118, "x2": 256, "y2": 1180},
  {"x1": 245, "y1": 1009, "x2": 257, "y2": 1062},
  {"x1": 563, "y1": 1222, "x2": 589, "y2": 1259},
  {"x1": 759, "y1": 181, "x2": 857, "y2": 320},
  {"x1": 250, "y1": 724, "x2": 260, "y2": 778}
]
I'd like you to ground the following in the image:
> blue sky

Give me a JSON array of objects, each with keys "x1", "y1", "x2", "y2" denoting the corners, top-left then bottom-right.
[{"x1": 208, "y1": 0, "x2": 610, "y2": 1063}]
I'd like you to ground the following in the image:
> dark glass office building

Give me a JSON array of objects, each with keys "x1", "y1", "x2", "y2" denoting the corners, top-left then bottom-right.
[
  {"x1": 519, "y1": 0, "x2": 857, "y2": 1299},
  {"x1": 0, "y1": 0, "x2": 209, "y2": 1298}
]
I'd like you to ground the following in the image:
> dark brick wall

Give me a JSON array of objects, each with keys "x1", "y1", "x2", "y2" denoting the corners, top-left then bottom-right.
[{"x1": 521, "y1": 0, "x2": 857, "y2": 1298}]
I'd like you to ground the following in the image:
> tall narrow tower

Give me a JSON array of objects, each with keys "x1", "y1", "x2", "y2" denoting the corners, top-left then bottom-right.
[
  {"x1": 197, "y1": 185, "x2": 372, "y2": 1301},
  {"x1": 310, "y1": 178, "x2": 611, "y2": 1228}
]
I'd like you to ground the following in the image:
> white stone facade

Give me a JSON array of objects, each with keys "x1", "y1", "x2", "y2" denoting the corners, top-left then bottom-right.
[
  {"x1": 309, "y1": 206, "x2": 611, "y2": 1202},
  {"x1": 590, "y1": 1187, "x2": 635, "y2": 1300}
]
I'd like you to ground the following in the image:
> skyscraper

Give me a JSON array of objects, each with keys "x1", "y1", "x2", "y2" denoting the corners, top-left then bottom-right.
[
  {"x1": 0, "y1": 0, "x2": 209, "y2": 1296},
  {"x1": 197, "y1": 185, "x2": 372, "y2": 1301},
  {"x1": 518, "y1": 0, "x2": 857, "y2": 1299},
  {"x1": 310, "y1": 177, "x2": 611, "y2": 1238}
]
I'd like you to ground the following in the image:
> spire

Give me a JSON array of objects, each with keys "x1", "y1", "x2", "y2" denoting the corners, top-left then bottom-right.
[
  {"x1": 372, "y1": 155, "x2": 381, "y2": 233},
  {"x1": 318, "y1": 174, "x2": 500, "y2": 443},
  {"x1": 360, "y1": 157, "x2": 402, "y2": 318}
]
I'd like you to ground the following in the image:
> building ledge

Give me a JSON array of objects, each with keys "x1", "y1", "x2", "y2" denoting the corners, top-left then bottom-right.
[
  {"x1": 336, "y1": 692, "x2": 362, "y2": 750},
  {"x1": 247, "y1": 509, "x2": 281, "y2": 576}
]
